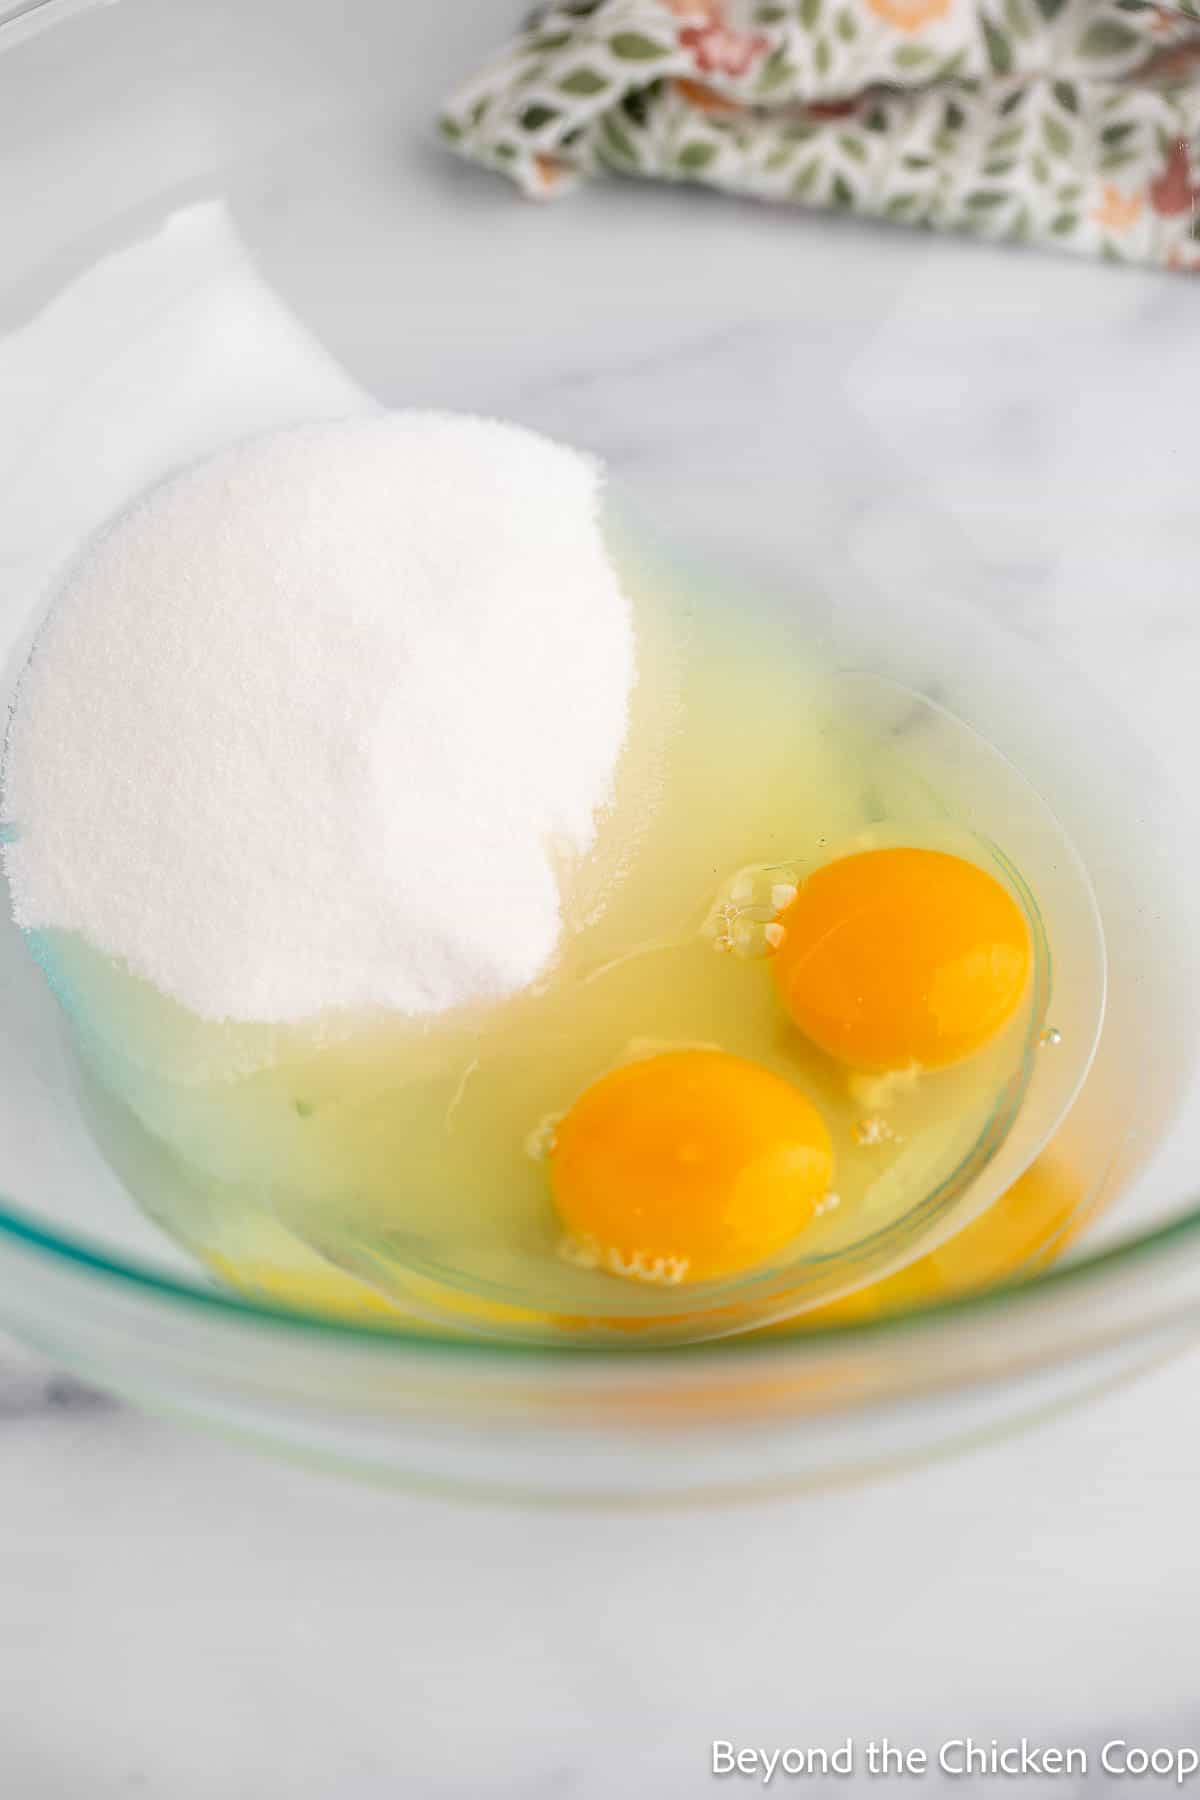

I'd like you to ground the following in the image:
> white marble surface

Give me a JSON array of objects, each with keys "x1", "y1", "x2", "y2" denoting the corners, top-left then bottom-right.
[
  {"x1": 3, "y1": 0, "x2": 1200, "y2": 1791},
  {"x1": 5, "y1": 1332, "x2": 1200, "y2": 1797}
]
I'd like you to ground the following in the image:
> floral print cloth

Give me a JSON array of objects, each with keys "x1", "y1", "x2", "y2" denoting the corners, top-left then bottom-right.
[{"x1": 440, "y1": 0, "x2": 1200, "y2": 271}]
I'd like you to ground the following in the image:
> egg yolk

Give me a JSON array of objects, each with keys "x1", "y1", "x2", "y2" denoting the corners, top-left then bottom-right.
[
  {"x1": 771, "y1": 847, "x2": 1031, "y2": 1072},
  {"x1": 202, "y1": 1250, "x2": 402, "y2": 1321},
  {"x1": 790, "y1": 1150, "x2": 1083, "y2": 1328},
  {"x1": 549, "y1": 1049, "x2": 833, "y2": 1285}
]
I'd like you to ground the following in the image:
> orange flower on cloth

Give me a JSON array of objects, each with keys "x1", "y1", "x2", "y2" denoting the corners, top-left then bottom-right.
[
  {"x1": 672, "y1": 76, "x2": 740, "y2": 113},
  {"x1": 533, "y1": 153, "x2": 568, "y2": 192},
  {"x1": 679, "y1": 18, "x2": 769, "y2": 75},
  {"x1": 1149, "y1": 136, "x2": 1200, "y2": 215},
  {"x1": 1091, "y1": 185, "x2": 1143, "y2": 233},
  {"x1": 865, "y1": 0, "x2": 953, "y2": 30}
]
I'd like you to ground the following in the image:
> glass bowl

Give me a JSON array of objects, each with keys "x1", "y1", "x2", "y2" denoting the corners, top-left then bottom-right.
[{"x1": 2, "y1": 0, "x2": 1199, "y2": 1501}]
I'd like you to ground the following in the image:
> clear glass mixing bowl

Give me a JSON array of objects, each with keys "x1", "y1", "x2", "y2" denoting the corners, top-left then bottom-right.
[{"x1": 2, "y1": 0, "x2": 1198, "y2": 1501}]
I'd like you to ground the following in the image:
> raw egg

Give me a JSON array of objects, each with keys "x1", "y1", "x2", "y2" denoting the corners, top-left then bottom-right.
[
  {"x1": 792, "y1": 1150, "x2": 1083, "y2": 1327},
  {"x1": 549, "y1": 1049, "x2": 833, "y2": 1284},
  {"x1": 771, "y1": 847, "x2": 1031, "y2": 1072}
]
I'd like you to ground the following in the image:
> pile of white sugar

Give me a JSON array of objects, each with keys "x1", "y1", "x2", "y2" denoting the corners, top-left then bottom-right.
[{"x1": 1, "y1": 413, "x2": 635, "y2": 1023}]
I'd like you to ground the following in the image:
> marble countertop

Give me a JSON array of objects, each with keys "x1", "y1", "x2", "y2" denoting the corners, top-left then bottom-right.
[
  {"x1": 3, "y1": 0, "x2": 1200, "y2": 1792},
  {"x1": 5, "y1": 1333, "x2": 1200, "y2": 1796}
]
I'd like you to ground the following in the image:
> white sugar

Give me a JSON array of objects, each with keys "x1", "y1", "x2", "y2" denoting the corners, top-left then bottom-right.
[{"x1": 2, "y1": 413, "x2": 636, "y2": 1024}]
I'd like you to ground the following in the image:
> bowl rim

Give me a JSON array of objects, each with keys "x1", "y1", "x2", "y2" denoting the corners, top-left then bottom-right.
[{"x1": 2, "y1": 1178, "x2": 1198, "y2": 1364}]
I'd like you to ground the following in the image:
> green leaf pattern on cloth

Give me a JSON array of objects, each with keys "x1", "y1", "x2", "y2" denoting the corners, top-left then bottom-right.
[{"x1": 440, "y1": 0, "x2": 1200, "y2": 271}]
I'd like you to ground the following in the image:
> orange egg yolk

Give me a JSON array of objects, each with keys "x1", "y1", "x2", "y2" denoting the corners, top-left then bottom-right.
[
  {"x1": 771, "y1": 847, "x2": 1032, "y2": 1072},
  {"x1": 793, "y1": 1150, "x2": 1083, "y2": 1328},
  {"x1": 549, "y1": 1049, "x2": 833, "y2": 1285}
]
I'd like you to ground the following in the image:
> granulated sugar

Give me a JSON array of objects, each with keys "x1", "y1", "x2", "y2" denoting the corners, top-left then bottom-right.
[{"x1": 2, "y1": 413, "x2": 635, "y2": 1023}]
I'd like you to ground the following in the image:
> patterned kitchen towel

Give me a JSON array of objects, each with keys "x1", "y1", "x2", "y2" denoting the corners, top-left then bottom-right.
[{"x1": 440, "y1": 0, "x2": 1200, "y2": 271}]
